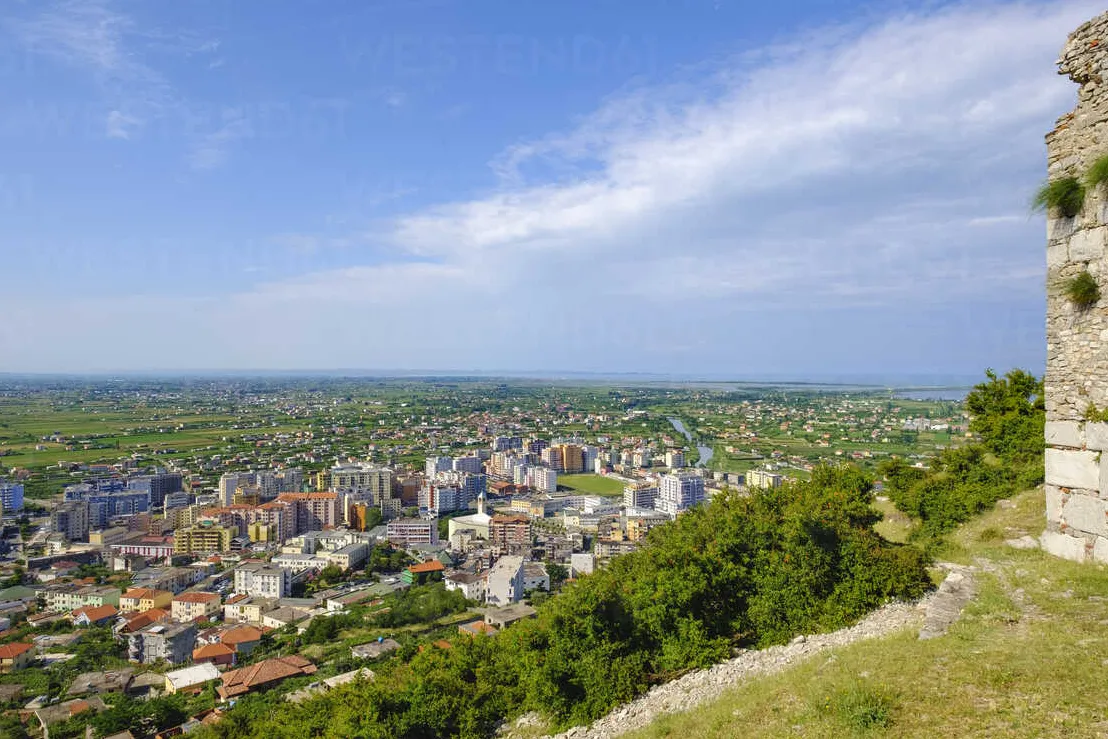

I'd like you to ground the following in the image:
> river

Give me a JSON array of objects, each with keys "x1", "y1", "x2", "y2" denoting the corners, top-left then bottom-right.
[{"x1": 667, "y1": 417, "x2": 714, "y2": 467}]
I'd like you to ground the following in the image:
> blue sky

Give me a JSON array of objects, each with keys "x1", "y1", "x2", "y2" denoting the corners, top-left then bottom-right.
[{"x1": 0, "y1": 0, "x2": 1099, "y2": 378}]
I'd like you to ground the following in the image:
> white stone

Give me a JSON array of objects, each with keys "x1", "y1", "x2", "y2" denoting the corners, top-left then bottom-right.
[
  {"x1": 1094, "y1": 537, "x2": 1108, "y2": 564},
  {"x1": 1045, "y1": 484, "x2": 1066, "y2": 522},
  {"x1": 1048, "y1": 216, "x2": 1076, "y2": 241},
  {"x1": 1087, "y1": 422, "x2": 1108, "y2": 451},
  {"x1": 1046, "y1": 420, "x2": 1085, "y2": 448},
  {"x1": 1045, "y1": 448, "x2": 1102, "y2": 489},
  {"x1": 1069, "y1": 226, "x2": 1107, "y2": 261},
  {"x1": 1061, "y1": 493, "x2": 1108, "y2": 536},
  {"x1": 1047, "y1": 240, "x2": 1069, "y2": 268},
  {"x1": 1041, "y1": 530, "x2": 1088, "y2": 562}
]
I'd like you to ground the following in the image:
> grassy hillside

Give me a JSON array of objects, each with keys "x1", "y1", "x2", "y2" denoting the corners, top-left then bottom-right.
[{"x1": 628, "y1": 487, "x2": 1108, "y2": 738}]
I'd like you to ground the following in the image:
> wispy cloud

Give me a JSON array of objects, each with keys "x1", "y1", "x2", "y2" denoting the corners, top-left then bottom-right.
[{"x1": 189, "y1": 109, "x2": 252, "y2": 171}]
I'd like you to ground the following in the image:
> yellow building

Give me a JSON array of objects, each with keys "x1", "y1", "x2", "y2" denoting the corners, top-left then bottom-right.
[
  {"x1": 174, "y1": 524, "x2": 236, "y2": 554},
  {"x1": 247, "y1": 522, "x2": 276, "y2": 542},
  {"x1": 558, "y1": 444, "x2": 585, "y2": 474},
  {"x1": 119, "y1": 587, "x2": 173, "y2": 613}
]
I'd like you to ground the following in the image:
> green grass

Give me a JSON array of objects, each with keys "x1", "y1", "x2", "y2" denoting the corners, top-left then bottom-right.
[
  {"x1": 557, "y1": 473, "x2": 626, "y2": 497},
  {"x1": 1063, "y1": 271, "x2": 1101, "y2": 311},
  {"x1": 871, "y1": 498, "x2": 915, "y2": 543},
  {"x1": 1032, "y1": 176, "x2": 1085, "y2": 218},
  {"x1": 1085, "y1": 154, "x2": 1108, "y2": 190},
  {"x1": 628, "y1": 488, "x2": 1108, "y2": 739}
]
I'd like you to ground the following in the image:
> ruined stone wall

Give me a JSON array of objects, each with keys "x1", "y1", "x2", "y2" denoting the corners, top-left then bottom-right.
[{"x1": 1042, "y1": 12, "x2": 1108, "y2": 562}]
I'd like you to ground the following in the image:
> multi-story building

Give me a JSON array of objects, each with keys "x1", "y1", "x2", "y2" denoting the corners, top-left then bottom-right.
[
  {"x1": 128, "y1": 622, "x2": 197, "y2": 665},
  {"x1": 119, "y1": 588, "x2": 174, "y2": 613},
  {"x1": 665, "y1": 450, "x2": 686, "y2": 469},
  {"x1": 276, "y1": 468, "x2": 304, "y2": 494},
  {"x1": 452, "y1": 456, "x2": 483, "y2": 474},
  {"x1": 0, "y1": 481, "x2": 24, "y2": 515},
  {"x1": 219, "y1": 473, "x2": 247, "y2": 507},
  {"x1": 234, "y1": 563, "x2": 291, "y2": 599},
  {"x1": 656, "y1": 473, "x2": 706, "y2": 517},
  {"x1": 558, "y1": 444, "x2": 585, "y2": 474},
  {"x1": 623, "y1": 483, "x2": 659, "y2": 510},
  {"x1": 276, "y1": 493, "x2": 342, "y2": 534},
  {"x1": 485, "y1": 556, "x2": 525, "y2": 606},
  {"x1": 745, "y1": 469, "x2": 783, "y2": 489},
  {"x1": 420, "y1": 482, "x2": 462, "y2": 515},
  {"x1": 632, "y1": 450, "x2": 653, "y2": 468},
  {"x1": 324, "y1": 542, "x2": 369, "y2": 571},
  {"x1": 51, "y1": 501, "x2": 90, "y2": 542},
  {"x1": 174, "y1": 524, "x2": 236, "y2": 554},
  {"x1": 129, "y1": 474, "x2": 183, "y2": 509},
  {"x1": 171, "y1": 592, "x2": 222, "y2": 622},
  {"x1": 540, "y1": 447, "x2": 564, "y2": 472},
  {"x1": 489, "y1": 515, "x2": 532, "y2": 555},
  {"x1": 41, "y1": 586, "x2": 121, "y2": 613},
  {"x1": 87, "y1": 491, "x2": 151, "y2": 528},
  {"x1": 386, "y1": 518, "x2": 438, "y2": 547},
  {"x1": 328, "y1": 463, "x2": 392, "y2": 504},
  {"x1": 424, "y1": 457, "x2": 453, "y2": 478},
  {"x1": 527, "y1": 467, "x2": 558, "y2": 494}
]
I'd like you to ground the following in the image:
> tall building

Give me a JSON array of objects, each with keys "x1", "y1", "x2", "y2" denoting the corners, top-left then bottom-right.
[
  {"x1": 665, "y1": 450, "x2": 686, "y2": 469},
  {"x1": 745, "y1": 469, "x2": 783, "y2": 489},
  {"x1": 276, "y1": 469, "x2": 304, "y2": 493},
  {"x1": 328, "y1": 463, "x2": 391, "y2": 504},
  {"x1": 452, "y1": 455, "x2": 483, "y2": 474},
  {"x1": 623, "y1": 483, "x2": 659, "y2": 510},
  {"x1": 425, "y1": 457, "x2": 453, "y2": 478},
  {"x1": 275, "y1": 493, "x2": 342, "y2": 534},
  {"x1": 51, "y1": 501, "x2": 90, "y2": 542},
  {"x1": 234, "y1": 564, "x2": 291, "y2": 598},
  {"x1": 128, "y1": 473, "x2": 183, "y2": 507},
  {"x1": 174, "y1": 524, "x2": 236, "y2": 554},
  {"x1": 489, "y1": 515, "x2": 532, "y2": 555},
  {"x1": 219, "y1": 473, "x2": 246, "y2": 508},
  {"x1": 541, "y1": 447, "x2": 564, "y2": 472},
  {"x1": 0, "y1": 481, "x2": 24, "y2": 515},
  {"x1": 558, "y1": 444, "x2": 585, "y2": 474},
  {"x1": 656, "y1": 473, "x2": 705, "y2": 517},
  {"x1": 386, "y1": 518, "x2": 438, "y2": 547},
  {"x1": 527, "y1": 467, "x2": 558, "y2": 494}
]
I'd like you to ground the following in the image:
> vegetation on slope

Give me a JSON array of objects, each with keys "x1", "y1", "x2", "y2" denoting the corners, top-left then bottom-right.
[
  {"x1": 879, "y1": 369, "x2": 1043, "y2": 541},
  {"x1": 195, "y1": 467, "x2": 931, "y2": 739},
  {"x1": 628, "y1": 488, "x2": 1108, "y2": 739}
]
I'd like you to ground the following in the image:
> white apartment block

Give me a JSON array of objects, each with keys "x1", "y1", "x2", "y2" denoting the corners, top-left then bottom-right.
[
  {"x1": 527, "y1": 467, "x2": 558, "y2": 494},
  {"x1": 656, "y1": 472, "x2": 706, "y2": 517},
  {"x1": 233, "y1": 564, "x2": 291, "y2": 599},
  {"x1": 623, "y1": 484, "x2": 659, "y2": 510},
  {"x1": 485, "y1": 555, "x2": 525, "y2": 606}
]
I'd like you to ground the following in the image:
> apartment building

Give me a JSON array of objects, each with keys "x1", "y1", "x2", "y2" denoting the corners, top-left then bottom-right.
[
  {"x1": 119, "y1": 588, "x2": 174, "y2": 613},
  {"x1": 234, "y1": 564, "x2": 291, "y2": 599},
  {"x1": 171, "y1": 592, "x2": 222, "y2": 622},
  {"x1": 656, "y1": 472, "x2": 706, "y2": 516},
  {"x1": 386, "y1": 518, "x2": 438, "y2": 547},
  {"x1": 174, "y1": 524, "x2": 236, "y2": 554}
]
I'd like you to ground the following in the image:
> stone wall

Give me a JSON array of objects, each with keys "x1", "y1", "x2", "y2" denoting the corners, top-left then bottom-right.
[{"x1": 1042, "y1": 12, "x2": 1108, "y2": 562}]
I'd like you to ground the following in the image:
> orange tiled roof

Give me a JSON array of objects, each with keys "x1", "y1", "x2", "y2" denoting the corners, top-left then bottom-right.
[
  {"x1": 0, "y1": 643, "x2": 33, "y2": 659},
  {"x1": 193, "y1": 643, "x2": 235, "y2": 660},
  {"x1": 71, "y1": 605, "x2": 118, "y2": 622},
  {"x1": 121, "y1": 587, "x2": 171, "y2": 601},
  {"x1": 217, "y1": 655, "x2": 316, "y2": 698},
  {"x1": 220, "y1": 626, "x2": 263, "y2": 645},
  {"x1": 174, "y1": 592, "x2": 220, "y2": 604},
  {"x1": 119, "y1": 608, "x2": 169, "y2": 632},
  {"x1": 408, "y1": 560, "x2": 445, "y2": 574}
]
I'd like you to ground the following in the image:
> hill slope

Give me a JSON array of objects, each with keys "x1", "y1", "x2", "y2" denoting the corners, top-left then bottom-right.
[{"x1": 608, "y1": 488, "x2": 1107, "y2": 738}]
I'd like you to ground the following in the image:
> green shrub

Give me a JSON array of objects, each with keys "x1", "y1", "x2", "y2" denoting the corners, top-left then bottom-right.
[
  {"x1": 1084, "y1": 403, "x2": 1108, "y2": 423},
  {"x1": 978, "y1": 527, "x2": 1003, "y2": 543},
  {"x1": 1086, "y1": 154, "x2": 1108, "y2": 191},
  {"x1": 1033, "y1": 177, "x2": 1085, "y2": 218},
  {"x1": 1064, "y1": 270, "x2": 1101, "y2": 310}
]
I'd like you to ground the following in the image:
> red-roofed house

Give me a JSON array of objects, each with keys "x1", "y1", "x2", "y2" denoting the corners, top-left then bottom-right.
[
  {"x1": 217, "y1": 655, "x2": 316, "y2": 699},
  {"x1": 71, "y1": 604, "x2": 118, "y2": 626},
  {"x1": 116, "y1": 608, "x2": 170, "y2": 634},
  {"x1": 401, "y1": 559, "x2": 445, "y2": 585},
  {"x1": 0, "y1": 642, "x2": 34, "y2": 672},
  {"x1": 192, "y1": 643, "x2": 236, "y2": 668},
  {"x1": 220, "y1": 626, "x2": 264, "y2": 656},
  {"x1": 119, "y1": 588, "x2": 173, "y2": 613}
]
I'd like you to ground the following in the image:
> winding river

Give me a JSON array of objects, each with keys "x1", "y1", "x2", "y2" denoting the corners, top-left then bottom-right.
[{"x1": 667, "y1": 417, "x2": 714, "y2": 467}]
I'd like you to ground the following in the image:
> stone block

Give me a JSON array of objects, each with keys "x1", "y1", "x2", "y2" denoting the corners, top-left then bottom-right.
[
  {"x1": 1069, "y1": 225, "x2": 1107, "y2": 261},
  {"x1": 1087, "y1": 422, "x2": 1108, "y2": 451},
  {"x1": 1047, "y1": 240, "x2": 1069, "y2": 268},
  {"x1": 1061, "y1": 493, "x2": 1108, "y2": 536},
  {"x1": 1041, "y1": 530, "x2": 1088, "y2": 562},
  {"x1": 1045, "y1": 420, "x2": 1084, "y2": 448},
  {"x1": 1048, "y1": 216, "x2": 1076, "y2": 241},
  {"x1": 1045, "y1": 484, "x2": 1066, "y2": 523},
  {"x1": 1094, "y1": 537, "x2": 1108, "y2": 564},
  {"x1": 1045, "y1": 448, "x2": 1102, "y2": 489}
]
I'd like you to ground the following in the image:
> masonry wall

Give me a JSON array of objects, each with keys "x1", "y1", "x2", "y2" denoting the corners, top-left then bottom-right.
[{"x1": 1042, "y1": 12, "x2": 1108, "y2": 562}]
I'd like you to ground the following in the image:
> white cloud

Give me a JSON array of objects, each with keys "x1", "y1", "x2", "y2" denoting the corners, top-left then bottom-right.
[
  {"x1": 188, "y1": 109, "x2": 252, "y2": 171},
  {"x1": 3, "y1": 0, "x2": 1095, "y2": 372}
]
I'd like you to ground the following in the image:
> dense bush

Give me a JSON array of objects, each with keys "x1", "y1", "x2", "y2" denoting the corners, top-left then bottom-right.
[
  {"x1": 195, "y1": 465, "x2": 931, "y2": 739},
  {"x1": 373, "y1": 584, "x2": 470, "y2": 628},
  {"x1": 881, "y1": 369, "x2": 1044, "y2": 539}
]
